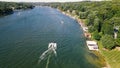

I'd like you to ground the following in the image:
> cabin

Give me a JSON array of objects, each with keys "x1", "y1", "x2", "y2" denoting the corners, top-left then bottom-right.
[{"x1": 86, "y1": 41, "x2": 98, "y2": 51}]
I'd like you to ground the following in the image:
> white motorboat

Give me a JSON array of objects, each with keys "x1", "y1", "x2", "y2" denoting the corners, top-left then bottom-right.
[{"x1": 48, "y1": 42, "x2": 57, "y2": 50}]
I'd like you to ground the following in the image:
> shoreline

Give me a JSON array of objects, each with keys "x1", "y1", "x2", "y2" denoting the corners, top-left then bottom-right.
[
  {"x1": 59, "y1": 9, "x2": 86, "y2": 29},
  {"x1": 58, "y1": 9, "x2": 110, "y2": 68}
]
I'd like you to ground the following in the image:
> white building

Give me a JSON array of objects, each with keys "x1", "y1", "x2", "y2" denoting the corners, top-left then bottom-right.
[{"x1": 86, "y1": 41, "x2": 98, "y2": 51}]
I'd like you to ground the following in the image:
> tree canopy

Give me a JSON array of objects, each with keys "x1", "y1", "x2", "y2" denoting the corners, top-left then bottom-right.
[
  {"x1": 49, "y1": 1, "x2": 120, "y2": 49},
  {"x1": 0, "y1": 2, "x2": 34, "y2": 16}
]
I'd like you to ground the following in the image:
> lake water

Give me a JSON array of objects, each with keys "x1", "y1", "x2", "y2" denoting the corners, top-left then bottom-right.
[{"x1": 0, "y1": 7, "x2": 101, "y2": 68}]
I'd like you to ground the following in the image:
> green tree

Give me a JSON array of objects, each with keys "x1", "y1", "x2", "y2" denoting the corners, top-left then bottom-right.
[
  {"x1": 115, "y1": 29, "x2": 120, "y2": 46},
  {"x1": 93, "y1": 17, "x2": 101, "y2": 32},
  {"x1": 115, "y1": 38, "x2": 120, "y2": 46},
  {"x1": 92, "y1": 31, "x2": 101, "y2": 40},
  {"x1": 88, "y1": 26, "x2": 95, "y2": 33},
  {"x1": 101, "y1": 21, "x2": 114, "y2": 35},
  {"x1": 86, "y1": 13, "x2": 95, "y2": 26},
  {"x1": 79, "y1": 12, "x2": 88, "y2": 19},
  {"x1": 98, "y1": 9, "x2": 106, "y2": 20},
  {"x1": 101, "y1": 35, "x2": 115, "y2": 50}
]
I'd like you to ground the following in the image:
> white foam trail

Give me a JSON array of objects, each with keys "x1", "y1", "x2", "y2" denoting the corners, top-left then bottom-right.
[
  {"x1": 38, "y1": 48, "x2": 57, "y2": 64},
  {"x1": 45, "y1": 55, "x2": 51, "y2": 68},
  {"x1": 38, "y1": 49, "x2": 50, "y2": 63},
  {"x1": 53, "y1": 48, "x2": 57, "y2": 57}
]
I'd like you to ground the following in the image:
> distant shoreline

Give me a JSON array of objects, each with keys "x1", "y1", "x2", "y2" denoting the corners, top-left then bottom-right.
[{"x1": 0, "y1": 2, "x2": 34, "y2": 16}]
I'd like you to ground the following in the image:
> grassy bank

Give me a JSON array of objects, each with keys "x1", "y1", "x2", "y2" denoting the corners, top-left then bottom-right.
[
  {"x1": 102, "y1": 50, "x2": 120, "y2": 68},
  {"x1": 99, "y1": 42, "x2": 120, "y2": 68}
]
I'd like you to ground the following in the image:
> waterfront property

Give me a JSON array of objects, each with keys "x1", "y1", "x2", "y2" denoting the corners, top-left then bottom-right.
[{"x1": 86, "y1": 41, "x2": 98, "y2": 51}]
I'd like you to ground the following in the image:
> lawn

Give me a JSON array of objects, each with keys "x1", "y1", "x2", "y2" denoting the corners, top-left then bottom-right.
[
  {"x1": 98, "y1": 42, "x2": 120, "y2": 68},
  {"x1": 102, "y1": 49, "x2": 120, "y2": 68}
]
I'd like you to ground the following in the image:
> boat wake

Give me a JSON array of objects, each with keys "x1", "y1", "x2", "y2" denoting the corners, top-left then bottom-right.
[{"x1": 38, "y1": 43, "x2": 57, "y2": 68}]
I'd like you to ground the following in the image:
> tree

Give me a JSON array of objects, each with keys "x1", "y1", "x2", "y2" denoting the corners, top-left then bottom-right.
[
  {"x1": 101, "y1": 35, "x2": 115, "y2": 50},
  {"x1": 92, "y1": 31, "x2": 101, "y2": 40},
  {"x1": 101, "y1": 21, "x2": 114, "y2": 35},
  {"x1": 86, "y1": 13, "x2": 95, "y2": 26},
  {"x1": 0, "y1": 2, "x2": 34, "y2": 16},
  {"x1": 115, "y1": 29, "x2": 120, "y2": 46},
  {"x1": 115, "y1": 38, "x2": 120, "y2": 46},
  {"x1": 110, "y1": 17, "x2": 120, "y2": 26},
  {"x1": 98, "y1": 9, "x2": 107, "y2": 20},
  {"x1": 79, "y1": 12, "x2": 88, "y2": 19},
  {"x1": 93, "y1": 17, "x2": 101, "y2": 32},
  {"x1": 88, "y1": 26, "x2": 95, "y2": 33}
]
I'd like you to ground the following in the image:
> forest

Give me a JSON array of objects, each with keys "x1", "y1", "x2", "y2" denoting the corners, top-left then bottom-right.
[
  {"x1": 0, "y1": 2, "x2": 34, "y2": 16},
  {"x1": 49, "y1": 1, "x2": 120, "y2": 50}
]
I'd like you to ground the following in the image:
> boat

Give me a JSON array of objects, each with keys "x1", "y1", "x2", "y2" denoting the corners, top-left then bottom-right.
[
  {"x1": 38, "y1": 43, "x2": 57, "y2": 63},
  {"x1": 48, "y1": 42, "x2": 57, "y2": 56},
  {"x1": 48, "y1": 42, "x2": 57, "y2": 50}
]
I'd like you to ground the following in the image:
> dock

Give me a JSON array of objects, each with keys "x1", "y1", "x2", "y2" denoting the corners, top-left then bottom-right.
[{"x1": 86, "y1": 41, "x2": 98, "y2": 51}]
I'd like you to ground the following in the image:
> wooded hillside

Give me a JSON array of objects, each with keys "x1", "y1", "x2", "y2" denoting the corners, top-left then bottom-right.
[{"x1": 0, "y1": 2, "x2": 34, "y2": 16}]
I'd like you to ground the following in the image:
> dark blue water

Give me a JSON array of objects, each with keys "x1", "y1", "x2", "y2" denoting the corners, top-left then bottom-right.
[{"x1": 0, "y1": 7, "x2": 101, "y2": 68}]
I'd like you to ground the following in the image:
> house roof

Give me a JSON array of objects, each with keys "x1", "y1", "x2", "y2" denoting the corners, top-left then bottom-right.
[{"x1": 86, "y1": 41, "x2": 97, "y2": 45}]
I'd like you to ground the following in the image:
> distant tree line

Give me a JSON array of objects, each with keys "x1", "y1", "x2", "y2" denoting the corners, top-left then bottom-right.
[
  {"x1": 48, "y1": 1, "x2": 120, "y2": 50},
  {"x1": 0, "y1": 2, "x2": 34, "y2": 16}
]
